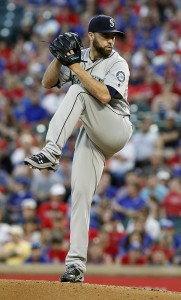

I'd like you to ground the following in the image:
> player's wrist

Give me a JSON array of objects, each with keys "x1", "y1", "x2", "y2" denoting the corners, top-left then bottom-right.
[
  {"x1": 69, "y1": 63, "x2": 81, "y2": 71},
  {"x1": 54, "y1": 58, "x2": 62, "y2": 67}
]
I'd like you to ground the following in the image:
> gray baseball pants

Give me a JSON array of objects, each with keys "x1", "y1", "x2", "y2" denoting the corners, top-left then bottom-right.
[{"x1": 41, "y1": 84, "x2": 132, "y2": 272}]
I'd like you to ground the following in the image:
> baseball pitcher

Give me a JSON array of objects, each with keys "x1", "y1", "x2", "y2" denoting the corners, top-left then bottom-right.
[{"x1": 24, "y1": 15, "x2": 133, "y2": 282}]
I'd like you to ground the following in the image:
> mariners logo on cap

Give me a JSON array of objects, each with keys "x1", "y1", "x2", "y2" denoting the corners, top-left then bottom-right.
[
  {"x1": 116, "y1": 71, "x2": 125, "y2": 82},
  {"x1": 110, "y1": 18, "x2": 115, "y2": 28}
]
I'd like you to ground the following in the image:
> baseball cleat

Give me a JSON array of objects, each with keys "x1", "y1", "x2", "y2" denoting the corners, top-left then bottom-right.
[
  {"x1": 24, "y1": 153, "x2": 58, "y2": 171},
  {"x1": 60, "y1": 265, "x2": 84, "y2": 283}
]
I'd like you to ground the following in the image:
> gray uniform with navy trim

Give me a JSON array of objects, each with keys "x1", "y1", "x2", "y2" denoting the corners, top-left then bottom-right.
[
  {"x1": 58, "y1": 48, "x2": 130, "y2": 115},
  {"x1": 41, "y1": 48, "x2": 132, "y2": 272}
]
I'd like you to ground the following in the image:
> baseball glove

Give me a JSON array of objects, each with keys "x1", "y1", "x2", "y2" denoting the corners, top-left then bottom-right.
[{"x1": 49, "y1": 32, "x2": 83, "y2": 66}]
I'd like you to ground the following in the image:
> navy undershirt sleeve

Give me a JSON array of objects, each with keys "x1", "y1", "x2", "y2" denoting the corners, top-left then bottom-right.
[{"x1": 106, "y1": 85, "x2": 118, "y2": 98}]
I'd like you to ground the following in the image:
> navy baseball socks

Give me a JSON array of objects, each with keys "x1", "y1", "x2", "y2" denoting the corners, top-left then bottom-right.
[
  {"x1": 60, "y1": 265, "x2": 84, "y2": 283},
  {"x1": 24, "y1": 152, "x2": 59, "y2": 171}
]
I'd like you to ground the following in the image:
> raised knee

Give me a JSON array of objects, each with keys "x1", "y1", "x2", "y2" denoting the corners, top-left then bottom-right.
[{"x1": 68, "y1": 84, "x2": 86, "y2": 95}]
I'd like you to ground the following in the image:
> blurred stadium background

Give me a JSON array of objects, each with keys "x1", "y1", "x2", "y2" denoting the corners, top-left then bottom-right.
[{"x1": 0, "y1": 0, "x2": 181, "y2": 291}]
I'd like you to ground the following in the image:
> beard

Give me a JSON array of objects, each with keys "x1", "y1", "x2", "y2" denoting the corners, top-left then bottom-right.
[{"x1": 92, "y1": 37, "x2": 112, "y2": 58}]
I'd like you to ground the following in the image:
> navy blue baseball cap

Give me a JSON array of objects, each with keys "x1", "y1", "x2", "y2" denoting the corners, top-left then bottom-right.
[{"x1": 88, "y1": 15, "x2": 124, "y2": 36}]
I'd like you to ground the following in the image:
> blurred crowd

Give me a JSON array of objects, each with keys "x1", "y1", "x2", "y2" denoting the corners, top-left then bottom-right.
[{"x1": 0, "y1": 0, "x2": 181, "y2": 267}]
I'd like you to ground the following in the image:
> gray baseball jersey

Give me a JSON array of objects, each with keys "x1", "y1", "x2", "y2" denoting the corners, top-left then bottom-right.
[
  {"x1": 58, "y1": 48, "x2": 130, "y2": 116},
  {"x1": 41, "y1": 47, "x2": 132, "y2": 273}
]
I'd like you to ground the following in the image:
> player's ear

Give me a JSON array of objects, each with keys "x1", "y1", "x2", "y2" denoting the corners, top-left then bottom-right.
[{"x1": 88, "y1": 32, "x2": 94, "y2": 42}]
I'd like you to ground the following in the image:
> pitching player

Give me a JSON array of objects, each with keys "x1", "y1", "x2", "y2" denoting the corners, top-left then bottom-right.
[{"x1": 24, "y1": 15, "x2": 132, "y2": 282}]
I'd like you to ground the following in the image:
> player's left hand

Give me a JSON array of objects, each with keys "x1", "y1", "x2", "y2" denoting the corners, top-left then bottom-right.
[{"x1": 49, "y1": 32, "x2": 83, "y2": 66}]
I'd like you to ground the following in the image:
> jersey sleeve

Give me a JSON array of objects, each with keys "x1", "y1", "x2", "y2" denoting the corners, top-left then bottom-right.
[
  {"x1": 104, "y1": 59, "x2": 130, "y2": 98},
  {"x1": 57, "y1": 65, "x2": 71, "y2": 88}
]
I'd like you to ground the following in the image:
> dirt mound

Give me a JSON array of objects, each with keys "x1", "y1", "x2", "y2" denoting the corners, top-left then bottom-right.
[{"x1": 0, "y1": 280, "x2": 181, "y2": 300}]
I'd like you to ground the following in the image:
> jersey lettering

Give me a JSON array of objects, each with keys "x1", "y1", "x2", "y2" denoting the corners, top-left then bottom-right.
[
  {"x1": 72, "y1": 74, "x2": 103, "y2": 84},
  {"x1": 72, "y1": 75, "x2": 81, "y2": 84},
  {"x1": 92, "y1": 75, "x2": 103, "y2": 82}
]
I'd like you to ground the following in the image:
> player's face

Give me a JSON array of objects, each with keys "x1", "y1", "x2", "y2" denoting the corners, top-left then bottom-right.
[{"x1": 92, "y1": 32, "x2": 116, "y2": 57}]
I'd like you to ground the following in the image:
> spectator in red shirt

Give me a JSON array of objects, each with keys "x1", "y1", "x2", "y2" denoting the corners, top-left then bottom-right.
[
  {"x1": 148, "y1": 226, "x2": 175, "y2": 266},
  {"x1": 162, "y1": 178, "x2": 181, "y2": 232},
  {"x1": 149, "y1": 248, "x2": 171, "y2": 266},
  {"x1": 104, "y1": 219, "x2": 125, "y2": 261},
  {"x1": 167, "y1": 140, "x2": 181, "y2": 177},
  {"x1": 151, "y1": 81, "x2": 180, "y2": 116},
  {"x1": 47, "y1": 234, "x2": 68, "y2": 264},
  {"x1": 87, "y1": 237, "x2": 112, "y2": 265},
  {"x1": 5, "y1": 50, "x2": 27, "y2": 74},
  {"x1": 38, "y1": 183, "x2": 68, "y2": 228},
  {"x1": 162, "y1": 178, "x2": 181, "y2": 217},
  {"x1": 48, "y1": 212, "x2": 69, "y2": 243},
  {"x1": 118, "y1": 242, "x2": 147, "y2": 265}
]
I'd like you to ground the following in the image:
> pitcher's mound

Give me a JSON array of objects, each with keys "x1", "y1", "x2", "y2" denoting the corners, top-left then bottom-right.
[{"x1": 0, "y1": 279, "x2": 181, "y2": 300}]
